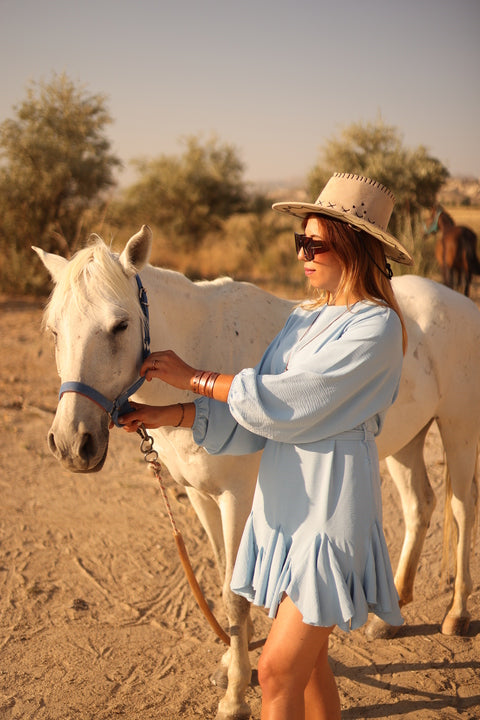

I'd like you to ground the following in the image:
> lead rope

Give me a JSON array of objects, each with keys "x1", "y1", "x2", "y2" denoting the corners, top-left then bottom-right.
[{"x1": 135, "y1": 424, "x2": 266, "y2": 651}]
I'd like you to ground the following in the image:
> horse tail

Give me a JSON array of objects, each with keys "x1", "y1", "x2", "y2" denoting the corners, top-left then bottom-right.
[
  {"x1": 441, "y1": 447, "x2": 479, "y2": 583},
  {"x1": 462, "y1": 227, "x2": 480, "y2": 276}
]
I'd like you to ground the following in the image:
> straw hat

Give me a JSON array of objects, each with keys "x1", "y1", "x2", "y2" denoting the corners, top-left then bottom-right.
[{"x1": 272, "y1": 172, "x2": 413, "y2": 265}]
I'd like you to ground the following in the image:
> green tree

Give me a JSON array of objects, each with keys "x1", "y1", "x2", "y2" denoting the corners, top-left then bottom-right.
[
  {"x1": 0, "y1": 73, "x2": 121, "y2": 279},
  {"x1": 114, "y1": 135, "x2": 248, "y2": 246},
  {"x1": 307, "y1": 119, "x2": 449, "y2": 272}
]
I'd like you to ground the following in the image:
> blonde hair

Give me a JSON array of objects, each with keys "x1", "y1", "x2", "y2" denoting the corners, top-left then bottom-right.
[
  {"x1": 44, "y1": 240, "x2": 144, "y2": 329},
  {"x1": 302, "y1": 215, "x2": 408, "y2": 354}
]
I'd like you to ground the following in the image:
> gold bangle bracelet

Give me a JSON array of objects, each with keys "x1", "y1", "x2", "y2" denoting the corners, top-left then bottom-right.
[
  {"x1": 204, "y1": 372, "x2": 220, "y2": 398},
  {"x1": 197, "y1": 372, "x2": 210, "y2": 395},
  {"x1": 191, "y1": 370, "x2": 220, "y2": 397},
  {"x1": 174, "y1": 403, "x2": 185, "y2": 427},
  {"x1": 192, "y1": 371, "x2": 204, "y2": 394}
]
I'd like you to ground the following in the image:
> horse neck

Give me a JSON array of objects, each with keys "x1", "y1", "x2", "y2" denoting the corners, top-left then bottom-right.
[
  {"x1": 140, "y1": 265, "x2": 210, "y2": 363},
  {"x1": 439, "y1": 211, "x2": 455, "y2": 230}
]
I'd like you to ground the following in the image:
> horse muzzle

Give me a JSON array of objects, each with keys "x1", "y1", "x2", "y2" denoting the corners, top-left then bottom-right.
[{"x1": 47, "y1": 403, "x2": 110, "y2": 473}]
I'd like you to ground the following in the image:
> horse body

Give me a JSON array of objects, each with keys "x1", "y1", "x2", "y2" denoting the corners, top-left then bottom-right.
[
  {"x1": 375, "y1": 274, "x2": 480, "y2": 637},
  {"x1": 34, "y1": 227, "x2": 479, "y2": 720},
  {"x1": 425, "y1": 206, "x2": 480, "y2": 296}
]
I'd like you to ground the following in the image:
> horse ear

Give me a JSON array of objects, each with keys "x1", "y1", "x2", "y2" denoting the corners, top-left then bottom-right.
[
  {"x1": 119, "y1": 225, "x2": 152, "y2": 276},
  {"x1": 32, "y1": 246, "x2": 68, "y2": 283}
]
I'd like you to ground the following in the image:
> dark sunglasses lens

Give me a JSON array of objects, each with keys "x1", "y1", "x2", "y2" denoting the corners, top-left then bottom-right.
[
  {"x1": 295, "y1": 234, "x2": 315, "y2": 260},
  {"x1": 303, "y1": 240, "x2": 315, "y2": 260},
  {"x1": 294, "y1": 233, "x2": 302, "y2": 255}
]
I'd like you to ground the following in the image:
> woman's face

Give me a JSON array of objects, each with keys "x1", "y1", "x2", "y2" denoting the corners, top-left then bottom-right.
[{"x1": 299, "y1": 216, "x2": 344, "y2": 301}]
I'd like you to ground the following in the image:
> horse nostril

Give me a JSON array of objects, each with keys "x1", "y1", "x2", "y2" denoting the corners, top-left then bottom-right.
[
  {"x1": 78, "y1": 432, "x2": 95, "y2": 462},
  {"x1": 48, "y1": 431, "x2": 57, "y2": 455}
]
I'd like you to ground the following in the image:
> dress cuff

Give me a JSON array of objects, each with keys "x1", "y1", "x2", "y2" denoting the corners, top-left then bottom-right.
[{"x1": 192, "y1": 396, "x2": 210, "y2": 445}]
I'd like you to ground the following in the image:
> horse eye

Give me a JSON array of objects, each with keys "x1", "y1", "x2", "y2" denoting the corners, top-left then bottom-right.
[{"x1": 112, "y1": 320, "x2": 128, "y2": 335}]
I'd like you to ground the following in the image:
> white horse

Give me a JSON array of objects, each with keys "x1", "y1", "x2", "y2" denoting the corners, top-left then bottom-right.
[{"x1": 34, "y1": 225, "x2": 479, "y2": 720}]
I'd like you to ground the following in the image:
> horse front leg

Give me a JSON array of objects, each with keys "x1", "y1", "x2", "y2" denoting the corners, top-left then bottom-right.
[
  {"x1": 185, "y1": 486, "x2": 226, "y2": 575},
  {"x1": 437, "y1": 430, "x2": 478, "y2": 635},
  {"x1": 366, "y1": 425, "x2": 435, "y2": 639},
  {"x1": 214, "y1": 489, "x2": 254, "y2": 720},
  {"x1": 446, "y1": 266, "x2": 455, "y2": 289}
]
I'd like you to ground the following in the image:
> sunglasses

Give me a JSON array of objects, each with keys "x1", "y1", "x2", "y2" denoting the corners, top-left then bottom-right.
[{"x1": 294, "y1": 233, "x2": 331, "y2": 261}]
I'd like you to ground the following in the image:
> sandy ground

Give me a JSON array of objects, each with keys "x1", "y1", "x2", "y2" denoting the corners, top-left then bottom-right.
[{"x1": 0, "y1": 294, "x2": 479, "y2": 720}]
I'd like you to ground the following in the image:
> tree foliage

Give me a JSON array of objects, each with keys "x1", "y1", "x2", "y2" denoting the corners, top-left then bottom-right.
[
  {"x1": 0, "y1": 73, "x2": 120, "y2": 270},
  {"x1": 114, "y1": 135, "x2": 248, "y2": 245},
  {"x1": 307, "y1": 120, "x2": 449, "y2": 268}
]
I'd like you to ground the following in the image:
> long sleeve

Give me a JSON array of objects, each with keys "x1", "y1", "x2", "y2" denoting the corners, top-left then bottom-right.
[
  {"x1": 190, "y1": 320, "x2": 292, "y2": 456},
  {"x1": 192, "y1": 396, "x2": 267, "y2": 455},
  {"x1": 227, "y1": 303, "x2": 403, "y2": 444}
]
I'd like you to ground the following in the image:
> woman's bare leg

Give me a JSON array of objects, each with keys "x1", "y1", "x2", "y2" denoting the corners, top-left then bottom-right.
[
  {"x1": 257, "y1": 595, "x2": 340, "y2": 720},
  {"x1": 305, "y1": 641, "x2": 341, "y2": 720}
]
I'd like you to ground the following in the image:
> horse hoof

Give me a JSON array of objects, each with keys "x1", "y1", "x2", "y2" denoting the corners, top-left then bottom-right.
[
  {"x1": 210, "y1": 666, "x2": 229, "y2": 689},
  {"x1": 441, "y1": 614, "x2": 470, "y2": 636},
  {"x1": 215, "y1": 703, "x2": 251, "y2": 720},
  {"x1": 364, "y1": 616, "x2": 401, "y2": 641}
]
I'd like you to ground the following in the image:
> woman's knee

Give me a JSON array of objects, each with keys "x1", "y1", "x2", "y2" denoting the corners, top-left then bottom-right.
[
  {"x1": 257, "y1": 646, "x2": 302, "y2": 697},
  {"x1": 257, "y1": 648, "x2": 286, "y2": 695}
]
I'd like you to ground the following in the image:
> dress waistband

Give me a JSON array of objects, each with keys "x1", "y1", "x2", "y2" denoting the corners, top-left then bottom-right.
[{"x1": 329, "y1": 424, "x2": 375, "y2": 442}]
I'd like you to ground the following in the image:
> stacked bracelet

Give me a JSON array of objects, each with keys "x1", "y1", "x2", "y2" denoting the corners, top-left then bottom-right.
[
  {"x1": 174, "y1": 403, "x2": 185, "y2": 427},
  {"x1": 191, "y1": 370, "x2": 220, "y2": 398}
]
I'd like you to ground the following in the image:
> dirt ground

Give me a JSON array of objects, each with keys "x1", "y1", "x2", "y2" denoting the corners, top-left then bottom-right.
[{"x1": 0, "y1": 294, "x2": 479, "y2": 720}]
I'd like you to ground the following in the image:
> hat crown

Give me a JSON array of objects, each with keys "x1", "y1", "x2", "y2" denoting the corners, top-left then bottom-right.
[{"x1": 315, "y1": 173, "x2": 395, "y2": 232}]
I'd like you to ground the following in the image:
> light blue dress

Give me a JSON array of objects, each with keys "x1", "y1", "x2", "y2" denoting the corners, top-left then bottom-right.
[{"x1": 192, "y1": 301, "x2": 404, "y2": 631}]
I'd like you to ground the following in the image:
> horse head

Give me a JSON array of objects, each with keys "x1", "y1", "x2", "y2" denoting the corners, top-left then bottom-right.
[
  {"x1": 424, "y1": 205, "x2": 444, "y2": 235},
  {"x1": 425, "y1": 205, "x2": 458, "y2": 236},
  {"x1": 33, "y1": 225, "x2": 153, "y2": 473}
]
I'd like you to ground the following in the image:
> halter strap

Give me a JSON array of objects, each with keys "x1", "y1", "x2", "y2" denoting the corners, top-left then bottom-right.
[
  {"x1": 58, "y1": 274, "x2": 150, "y2": 428},
  {"x1": 423, "y1": 207, "x2": 442, "y2": 235},
  {"x1": 136, "y1": 274, "x2": 150, "y2": 359}
]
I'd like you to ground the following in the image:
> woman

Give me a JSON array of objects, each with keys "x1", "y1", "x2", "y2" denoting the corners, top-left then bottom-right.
[{"x1": 120, "y1": 172, "x2": 414, "y2": 719}]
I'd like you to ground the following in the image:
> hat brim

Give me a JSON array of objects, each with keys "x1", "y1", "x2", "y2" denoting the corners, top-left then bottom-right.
[{"x1": 272, "y1": 201, "x2": 414, "y2": 266}]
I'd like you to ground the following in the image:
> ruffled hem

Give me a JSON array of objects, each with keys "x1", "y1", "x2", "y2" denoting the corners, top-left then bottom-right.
[{"x1": 230, "y1": 514, "x2": 403, "y2": 632}]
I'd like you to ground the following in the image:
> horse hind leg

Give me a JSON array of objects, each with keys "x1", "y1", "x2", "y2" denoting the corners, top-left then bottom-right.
[
  {"x1": 463, "y1": 228, "x2": 480, "y2": 296},
  {"x1": 461, "y1": 254, "x2": 471, "y2": 296},
  {"x1": 366, "y1": 423, "x2": 435, "y2": 640},
  {"x1": 437, "y1": 427, "x2": 478, "y2": 636}
]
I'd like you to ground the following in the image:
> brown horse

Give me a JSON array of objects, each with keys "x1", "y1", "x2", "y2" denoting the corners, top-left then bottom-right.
[{"x1": 425, "y1": 205, "x2": 480, "y2": 296}]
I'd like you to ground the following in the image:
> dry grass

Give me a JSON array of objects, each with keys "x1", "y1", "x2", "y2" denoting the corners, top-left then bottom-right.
[
  {"x1": 16, "y1": 204, "x2": 480, "y2": 298},
  {"x1": 445, "y1": 206, "x2": 480, "y2": 236}
]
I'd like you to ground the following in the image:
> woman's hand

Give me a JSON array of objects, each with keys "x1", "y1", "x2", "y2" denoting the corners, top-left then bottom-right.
[
  {"x1": 118, "y1": 402, "x2": 169, "y2": 432},
  {"x1": 141, "y1": 350, "x2": 196, "y2": 389},
  {"x1": 139, "y1": 350, "x2": 235, "y2": 403}
]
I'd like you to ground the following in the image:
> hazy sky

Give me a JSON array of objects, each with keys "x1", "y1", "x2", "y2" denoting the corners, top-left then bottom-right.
[{"x1": 1, "y1": 0, "x2": 479, "y2": 187}]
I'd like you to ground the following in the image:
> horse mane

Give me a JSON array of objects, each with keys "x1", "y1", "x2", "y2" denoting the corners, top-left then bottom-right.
[
  {"x1": 438, "y1": 206, "x2": 455, "y2": 227},
  {"x1": 44, "y1": 238, "x2": 143, "y2": 328}
]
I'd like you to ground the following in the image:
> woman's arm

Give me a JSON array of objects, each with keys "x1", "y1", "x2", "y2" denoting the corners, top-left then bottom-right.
[
  {"x1": 140, "y1": 350, "x2": 234, "y2": 402},
  {"x1": 119, "y1": 401, "x2": 196, "y2": 432},
  {"x1": 118, "y1": 350, "x2": 234, "y2": 432}
]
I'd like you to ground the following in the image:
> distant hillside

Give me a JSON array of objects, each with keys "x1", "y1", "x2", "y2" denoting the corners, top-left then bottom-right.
[
  {"x1": 437, "y1": 176, "x2": 480, "y2": 206},
  {"x1": 258, "y1": 176, "x2": 480, "y2": 208}
]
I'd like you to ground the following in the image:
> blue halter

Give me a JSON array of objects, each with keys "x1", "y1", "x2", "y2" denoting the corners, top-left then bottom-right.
[
  {"x1": 58, "y1": 274, "x2": 151, "y2": 428},
  {"x1": 423, "y1": 207, "x2": 442, "y2": 235}
]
